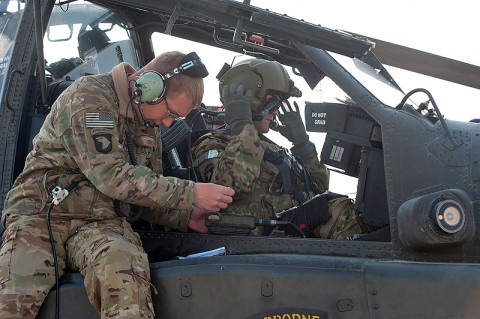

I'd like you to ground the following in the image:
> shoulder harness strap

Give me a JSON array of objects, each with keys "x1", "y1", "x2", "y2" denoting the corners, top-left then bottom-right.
[{"x1": 263, "y1": 147, "x2": 317, "y2": 204}]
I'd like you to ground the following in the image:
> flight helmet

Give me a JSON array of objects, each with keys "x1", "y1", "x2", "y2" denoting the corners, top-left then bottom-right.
[{"x1": 218, "y1": 58, "x2": 300, "y2": 121}]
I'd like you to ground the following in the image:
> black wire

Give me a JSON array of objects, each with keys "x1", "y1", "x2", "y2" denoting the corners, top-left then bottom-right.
[
  {"x1": 46, "y1": 203, "x2": 60, "y2": 319},
  {"x1": 186, "y1": 136, "x2": 198, "y2": 181},
  {"x1": 396, "y1": 88, "x2": 431, "y2": 110},
  {"x1": 114, "y1": 96, "x2": 144, "y2": 223},
  {"x1": 58, "y1": 0, "x2": 70, "y2": 12},
  {"x1": 47, "y1": 179, "x2": 87, "y2": 319},
  {"x1": 396, "y1": 88, "x2": 457, "y2": 147},
  {"x1": 126, "y1": 81, "x2": 154, "y2": 127},
  {"x1": 125, "y1": 95, "x2": 134, "y2": 133},
  {"x1": 125, "y1": 131, "x2": 137, "y2": 165},
  {"x1": 283, "y1": 221, "x2": 306, "y2": 238}
]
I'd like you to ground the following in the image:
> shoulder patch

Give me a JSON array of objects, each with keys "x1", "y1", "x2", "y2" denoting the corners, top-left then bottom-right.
[
  {"x1": 85, "y1": 112, "x2": 114, "y2": 129},
  {"x1": 197, "y1": 149, "x2": 220, "y2": 166},
  {"x1": 93, "y1": 133, "x2": 113, "y2": 153}
]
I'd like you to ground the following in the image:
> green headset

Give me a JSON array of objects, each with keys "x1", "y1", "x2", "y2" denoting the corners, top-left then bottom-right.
[{"x1": 132, "y1": 52, "x2": 208, "y2": 104}]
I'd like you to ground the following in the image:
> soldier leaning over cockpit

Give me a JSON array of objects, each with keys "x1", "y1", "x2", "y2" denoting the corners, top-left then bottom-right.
[
  {"x1": 192, "y1": 58, "x2": 368, "y2": 238},
  {"x1": 0, "y1": 51, "x2": 235, "y2": 319}
]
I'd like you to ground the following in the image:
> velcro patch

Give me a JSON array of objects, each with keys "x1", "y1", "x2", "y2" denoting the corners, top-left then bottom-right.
[
  {"x1": 93, "y1": 133, "x2": 113, "y2": 153},
  {"x1": 85, "y1": 112, "x2": 114, "y2": 129},
  {"x1": 197, "y1": 150, "x2": 219, "y2": 166}
]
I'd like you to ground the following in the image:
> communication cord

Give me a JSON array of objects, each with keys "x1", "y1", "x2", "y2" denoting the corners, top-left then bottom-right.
[
  {"x1": 47, "y1": 178, "x2": 86, "y2": 319},
  {"x1": 396, "y1": 88, "x2": 457, "y2": 147},
  {"x1": 46, "y1": 202, "x2": 59, "y2": 319},
  {"x1": 114, "y1": 96, "x2": 144, "y2": 222}
]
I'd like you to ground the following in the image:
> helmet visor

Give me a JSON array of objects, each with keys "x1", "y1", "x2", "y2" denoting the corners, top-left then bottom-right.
[{"x1": 252, "y1": 96, "x2": 282, "y2": 121}]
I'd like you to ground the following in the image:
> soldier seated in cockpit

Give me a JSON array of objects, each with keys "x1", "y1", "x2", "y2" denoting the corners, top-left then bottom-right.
[{"x1": 192, "y1": 58, "x2": 368, "y2": 238}]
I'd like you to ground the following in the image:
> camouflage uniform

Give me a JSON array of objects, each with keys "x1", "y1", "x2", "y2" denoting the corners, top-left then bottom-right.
[
  {"x1": 0, "y1": 62, "x2": 193, "y2": 318},
  {"x1": 192, "y1": 124, "x2": 366, "y2": 238}
]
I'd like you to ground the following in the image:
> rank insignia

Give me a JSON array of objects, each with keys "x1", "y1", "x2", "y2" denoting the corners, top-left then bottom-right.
[{"x1": 93, "y1": 133, "x2": 113, "y2": 153}]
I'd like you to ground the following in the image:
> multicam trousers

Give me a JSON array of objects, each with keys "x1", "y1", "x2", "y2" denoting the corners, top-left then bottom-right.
[{"x1": 0, "y1": 214, "x2": 154, "y2": 319}]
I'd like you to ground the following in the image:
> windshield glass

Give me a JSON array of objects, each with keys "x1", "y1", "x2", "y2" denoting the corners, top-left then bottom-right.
[
  {"x1": 0, "y1": 0, "x2": 25, "y2": 100},
  {"x1": 44, "y1": 0, "x2": 138, "y2": 82},
  {"x1": 327, "y1": 52, "x2": 405, "y2": 107}
]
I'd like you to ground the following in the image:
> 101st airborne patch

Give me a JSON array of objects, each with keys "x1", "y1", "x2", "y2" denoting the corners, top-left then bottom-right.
[
  {"x1": 93, "y1": 134, "x2": 113, "y2": 153},
  {"x1": 85, "y1": 112, "x2": 115, "y2": 153}
]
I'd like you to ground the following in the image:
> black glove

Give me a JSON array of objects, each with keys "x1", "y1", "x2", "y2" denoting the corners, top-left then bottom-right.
[
  {"x1": 277, "y1": 100, "x2": 309, "y2": 146},
  {"x1": 223, "y1": 83, "x2": 253, "y2": 135}
]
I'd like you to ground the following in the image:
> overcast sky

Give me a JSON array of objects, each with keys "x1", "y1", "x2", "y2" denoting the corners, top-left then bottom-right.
[
  {"x1": 253, "y1": 0, "x2": 480, "y2": 65},
  {"x1": 250, "y1": 0, "x2": 480, "y2": 121}
]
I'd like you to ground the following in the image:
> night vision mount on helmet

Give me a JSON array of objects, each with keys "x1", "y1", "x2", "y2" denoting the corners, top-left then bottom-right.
[{"x1": 217, "y1": 58, "x2": 301, "y2": 121}]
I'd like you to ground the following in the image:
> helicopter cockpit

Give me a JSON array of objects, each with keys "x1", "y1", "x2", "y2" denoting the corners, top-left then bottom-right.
[
  {"x1": 24, "y1": 1, "x2": 139, "y2": 155},
  {"x1": 18, "y1": 0, "x2": 428, "y2": 247},
  {"x1": 44, "y1": 2, "x2": 138, "y2": 82},
  {"x1": 3, "y1": 0, "x2": 480, "y2": 318}
]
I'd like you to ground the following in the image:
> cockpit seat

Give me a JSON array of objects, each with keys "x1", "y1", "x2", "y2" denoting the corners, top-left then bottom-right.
[{"x1": 36, "y1": 272, "x2": 99, "y2": 319}]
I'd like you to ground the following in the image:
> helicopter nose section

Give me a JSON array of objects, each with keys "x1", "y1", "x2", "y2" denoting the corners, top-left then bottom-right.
[{"x1": 397, "y1": 189, "x2": 475, "y2": 250}]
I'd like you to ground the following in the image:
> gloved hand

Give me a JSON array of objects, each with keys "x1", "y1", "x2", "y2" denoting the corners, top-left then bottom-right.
[
  {"x1": 277, "y1": 100, "x2": 309, "y2": 146},
  {"x1": 223, "y1": 83, "x2": 253, "y2": 135}
]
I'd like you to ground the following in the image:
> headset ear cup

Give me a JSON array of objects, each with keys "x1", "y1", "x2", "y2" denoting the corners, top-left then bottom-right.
[{"x1": 135, "y1": 71, "x2": 167, "y2": 103}]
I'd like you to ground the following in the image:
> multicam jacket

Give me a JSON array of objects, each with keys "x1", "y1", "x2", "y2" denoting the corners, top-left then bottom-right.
[
  {"x1": 192, "y1": 125, "x2": 368, "y2": 239},
  {"x1": 192, "y1": 124, "x2": 330, "y2": 219},
  {"x1": 2, "y1": 62, "x2": 193, "y2": 231}
]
